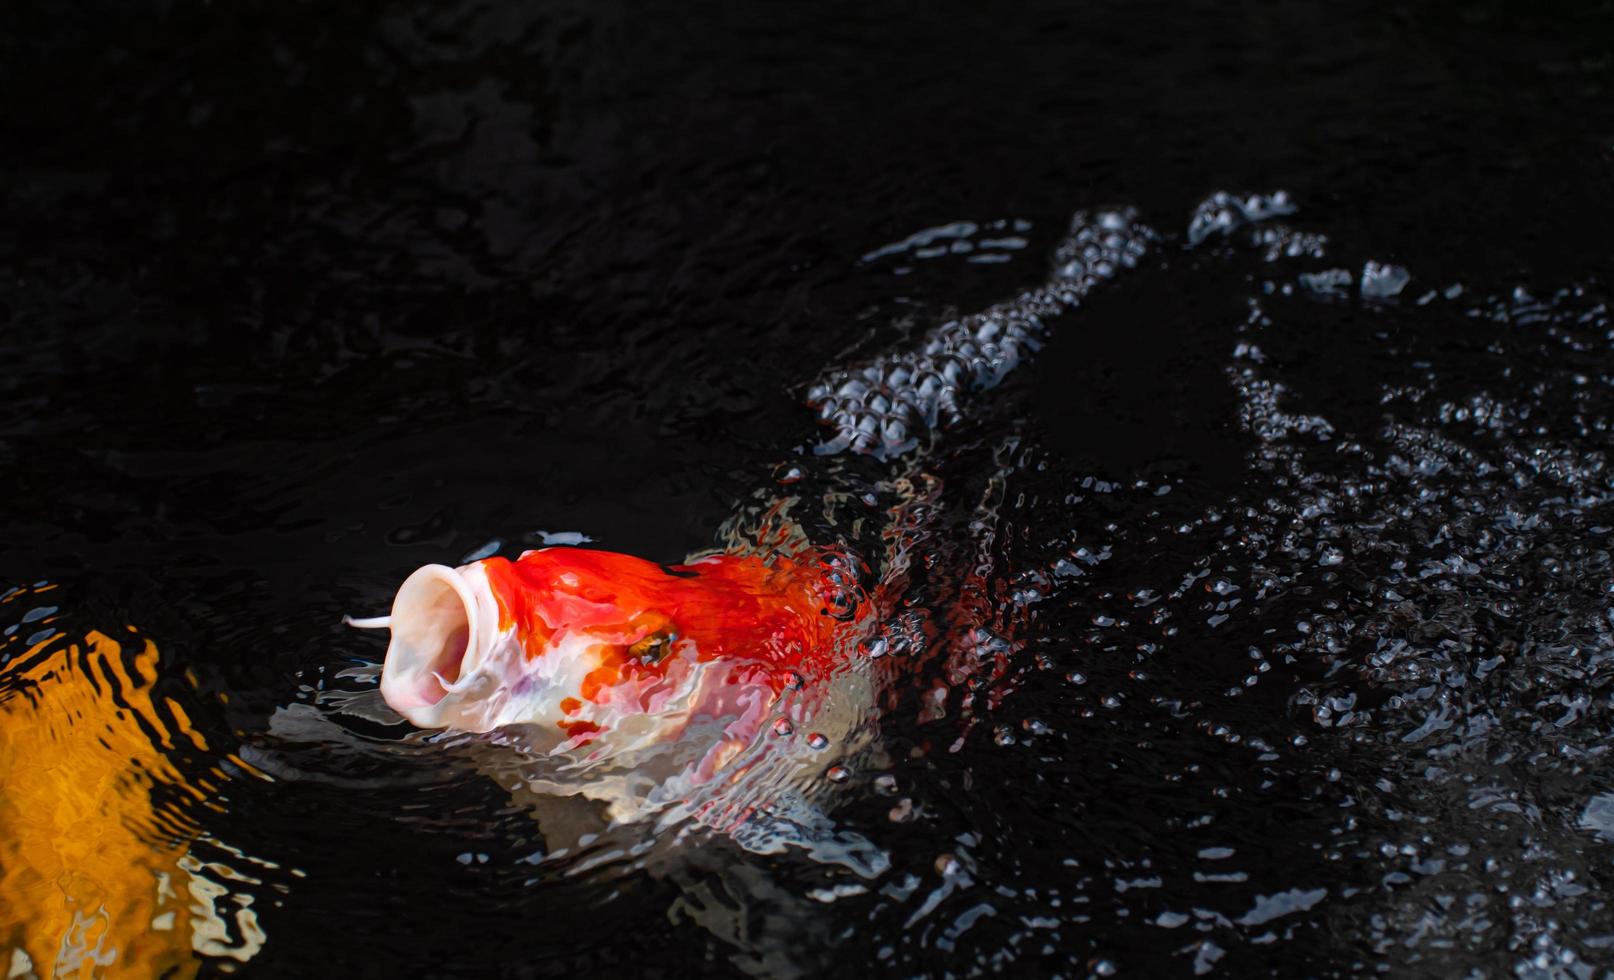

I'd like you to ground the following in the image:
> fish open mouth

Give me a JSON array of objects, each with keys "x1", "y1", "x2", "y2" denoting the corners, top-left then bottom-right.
[{"x1": 380, "y1": 564, "x2": 483, "y2": 722}]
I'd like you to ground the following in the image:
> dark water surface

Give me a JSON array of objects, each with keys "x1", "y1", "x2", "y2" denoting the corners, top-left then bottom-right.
[{"x1": 4, "y1": 1, "x2": 1614, "y2": 976}]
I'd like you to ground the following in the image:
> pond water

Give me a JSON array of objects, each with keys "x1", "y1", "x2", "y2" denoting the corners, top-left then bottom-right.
[{"x1": 3, "y1": 2, "x2": 1613, "y2": 976}]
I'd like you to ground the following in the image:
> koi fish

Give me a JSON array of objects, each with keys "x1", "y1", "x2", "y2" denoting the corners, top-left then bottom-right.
[{"x1": 364, "y1": 547, "x2": 866, "y2": 767}]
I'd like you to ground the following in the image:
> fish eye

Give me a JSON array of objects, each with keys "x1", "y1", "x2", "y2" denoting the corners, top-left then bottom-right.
[{"x1": 628, "y1": 630, "x2": 677, "y2": 665}]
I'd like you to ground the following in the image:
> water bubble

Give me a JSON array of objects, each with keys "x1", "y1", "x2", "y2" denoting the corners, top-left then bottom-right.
[{"x1": 1361, "y1": 260, "x2": 1411, "y2": 299}]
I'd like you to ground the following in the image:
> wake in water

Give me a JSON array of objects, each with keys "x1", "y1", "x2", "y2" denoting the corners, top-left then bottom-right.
[
  {"x1": 270, "y1": 191, "x2": 1319, "y2": 973},
  {"x1": 10, "y1": 186, "x2": 1604, "y2": 978},
  {"x1": 332, "y1": 191, "x2": 1292, "y2": 824}
]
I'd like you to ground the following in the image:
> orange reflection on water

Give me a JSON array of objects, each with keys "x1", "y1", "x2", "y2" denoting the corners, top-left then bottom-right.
[{"x1": 0, "y1": 618, "x2": 256, "y2": 978}]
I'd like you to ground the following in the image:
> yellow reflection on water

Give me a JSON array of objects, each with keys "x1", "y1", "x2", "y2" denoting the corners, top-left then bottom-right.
[{"x1": 0, "y1": 614, "x2": 263, "y2": 978}]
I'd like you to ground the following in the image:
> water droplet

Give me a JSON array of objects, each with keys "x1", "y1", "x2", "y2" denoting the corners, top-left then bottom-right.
[
  {"x1": 806, "y1": 732, "x2": 829, "y2": 750},
  {"x1": 826, "y1": 765, "x2": 850, "y2": 783},
  {"x1": 772, "y1": 718, "x2": 794, "y2": 737}
]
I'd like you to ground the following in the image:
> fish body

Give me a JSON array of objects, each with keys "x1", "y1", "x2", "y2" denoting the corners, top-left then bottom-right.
[{"x1": 379, "y1": 547, "x2": 866, "y2": 763}]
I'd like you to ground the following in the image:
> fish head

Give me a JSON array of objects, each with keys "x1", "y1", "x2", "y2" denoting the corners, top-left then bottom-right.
[{"x1": 378, "y1": 547, "x2": 857, "y2": 747}]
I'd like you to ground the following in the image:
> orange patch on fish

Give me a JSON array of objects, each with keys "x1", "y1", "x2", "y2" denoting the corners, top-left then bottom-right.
[{"x1": 484, "y1": 548, "x2": 856, "y2": 701}]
